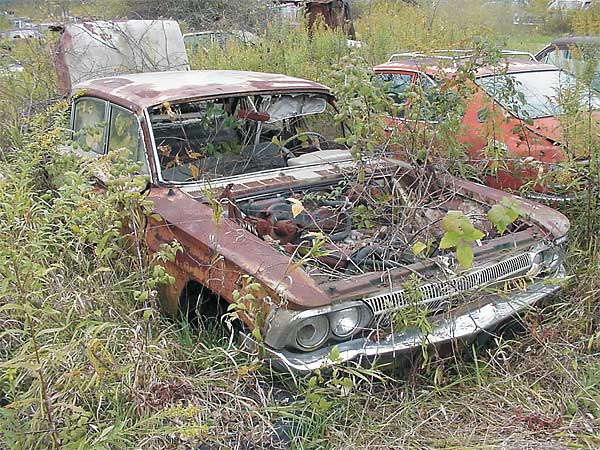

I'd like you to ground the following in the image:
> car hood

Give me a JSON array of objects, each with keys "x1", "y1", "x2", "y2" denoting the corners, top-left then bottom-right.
[
  {"x1": 527, "y1": 112, "x2": 600, "y2": 145},
  {"x1": 53, "y1": 20, "x2": 189, "y2": 96},
  {"x1": 527, "y1": 117, "x2": 564, "y2": 143}
]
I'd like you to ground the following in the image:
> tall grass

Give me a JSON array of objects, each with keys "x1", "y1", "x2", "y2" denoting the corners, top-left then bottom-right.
[
  {"x1": 190, "y1": 0, "x2": 556, "y2": 81},
  {"x1": 0, "y1": 36, "x2": 57, "y2": 151}
]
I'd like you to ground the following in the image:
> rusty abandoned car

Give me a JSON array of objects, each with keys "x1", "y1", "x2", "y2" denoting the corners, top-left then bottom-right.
[{"x1": 54, "y1": 21, "x2": 569, "y2": 373}]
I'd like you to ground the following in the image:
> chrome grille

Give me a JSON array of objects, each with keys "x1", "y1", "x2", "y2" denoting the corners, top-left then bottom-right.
[{"x1": 363, "y1": 253, "x2": 533, "y2": 327}]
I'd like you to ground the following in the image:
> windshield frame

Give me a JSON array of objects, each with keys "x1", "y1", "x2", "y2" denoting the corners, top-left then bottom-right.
[
  {"x1": 475, "y1": 68, "x2": 600, "y2": 120},
  {"x1": 145, "y1": 92, "x2": 346, "y2": 186}
]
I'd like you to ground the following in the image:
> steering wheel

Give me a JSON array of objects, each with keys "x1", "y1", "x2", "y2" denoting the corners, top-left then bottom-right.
[{"x1": 279, "y1": 131, "x2": 330, "y2": 158}]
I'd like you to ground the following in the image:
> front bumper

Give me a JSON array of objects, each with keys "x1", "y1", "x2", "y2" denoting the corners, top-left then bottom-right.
[{"x1": 244, "y1": 266, "x2": 567, "y2": 374}]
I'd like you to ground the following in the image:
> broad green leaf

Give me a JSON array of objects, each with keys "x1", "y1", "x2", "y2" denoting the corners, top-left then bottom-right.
[
  {"x1": 412, "y1": 241, "x2": 427, "y2": 256},
  {"x1": 329, "y1": 346, "x2": 340, "y2": 362},
  {"x1": 500, "y1": 197, "x2": 523, "y2": 219},
  {"x1": 462, "y1": 227, "x2": 485, "y2": 242},
  {"x1": 488, "y1": 204, "x2": 510, "y2": 234},
  {"x1": 488, "y1": 199, "x2": 522, "y2": 235},
  {"x1": 439, "y1": 231, "x2": 460, "y2": 249},
  {"x1": 441, "y1": 211, "x2": 462, "y2": 233},
  {"x1": 456, "y1": 242, "x2": 474, "y2": 269}
]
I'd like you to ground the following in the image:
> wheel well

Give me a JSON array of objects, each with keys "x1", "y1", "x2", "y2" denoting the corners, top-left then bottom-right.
[{"x1": 178, "y1": 280, "x2": 229, "y2": 327}]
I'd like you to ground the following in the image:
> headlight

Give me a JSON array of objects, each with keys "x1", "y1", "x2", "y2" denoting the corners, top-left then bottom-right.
[
  {"x1": 329, "y1": 307, "x2": 360, "y2": 338},
  {"x1": 296, "y1": 315, "x2": 329, "y2": 350},
  {"x1": 532, "y1": 245, "x2": 562, "y2": 272},
  {"x1": 554, "y1": 235, "x2": 568, "y2": 247}
]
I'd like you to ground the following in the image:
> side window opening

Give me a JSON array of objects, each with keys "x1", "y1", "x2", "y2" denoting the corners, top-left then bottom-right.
[
  {"x1": 107, "y1": 105, "x2": 149, "y2": 175},
  {"x1": 375, "y1": 73, "x2": 414, "y2": 114},
  {"x1": 414, "y1": 74, "x2": 441, "y2": 121},
  {"x1": 545, "y1": 48, "x2": 571, "y2": 71},
  {"x1": 72, "y1": 98, "x2": 107, "y2": 155}
]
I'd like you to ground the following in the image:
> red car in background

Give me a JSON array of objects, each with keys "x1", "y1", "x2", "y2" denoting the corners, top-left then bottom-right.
[{"x1": 374, "y1": 52, "x2": 600, "y2": 200}]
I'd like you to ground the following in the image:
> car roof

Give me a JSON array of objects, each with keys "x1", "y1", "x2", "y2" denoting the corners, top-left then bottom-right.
[
  {"x1": 546, "y1": 36, "x2": 600, "y2": 48},
  {"x1": 373, "y1": 58, "x2": 558, "y2": 77},
  {"x1": 73, "y1": 70, "x2": 332, "y2": 113}
]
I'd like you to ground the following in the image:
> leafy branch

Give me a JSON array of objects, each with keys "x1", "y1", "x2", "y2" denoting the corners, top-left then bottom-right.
[
  {"x1": 439, "y1": 211, "x2": 485, "y2": 269},
  {"x1": 488, "y1": 198, "x2": 523, "y2": 235}
]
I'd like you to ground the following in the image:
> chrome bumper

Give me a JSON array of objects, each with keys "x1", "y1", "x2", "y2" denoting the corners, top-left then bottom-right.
[{"x1": 244, "y1": 266, "x2": 567, "y2": 374}]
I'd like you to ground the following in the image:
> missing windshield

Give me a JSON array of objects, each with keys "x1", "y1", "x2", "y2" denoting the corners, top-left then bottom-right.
[{"x1": 149, "y1": 93, "x2": 342, "y2": 183}]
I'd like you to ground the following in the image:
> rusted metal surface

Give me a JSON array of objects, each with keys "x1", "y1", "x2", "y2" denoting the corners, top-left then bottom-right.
[
  {"x1": 53, "y1": 20, "x2": 190, "y2": 96},
  {"x1": 73, "y1": 70, "x2": 331, "y2": 113},
  {"x1": 274, "y1": 0, "x2": 354, "y2": 37},
  {"x1": 306, "y1": 0, "x2": 355, "y2": 38},
  {"x1": 306, "y1": 1, "x2": 345, "y2": 30},
  {"x1": 144, "y1": 158, "x2": 569, "y2": 319},
  {"x1": 146, "y1": 187, "x2": 332, "y2": 311},
  {"x1": 62, "y1": 46, "x2": 570, "y2": 370}
]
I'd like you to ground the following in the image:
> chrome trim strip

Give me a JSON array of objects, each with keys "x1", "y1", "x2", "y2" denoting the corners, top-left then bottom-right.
[
  {"x1": 246, "y1": 265, "x2": 567, "y2": 373},
  {"x1": 144, "y1": 108, "x2": 164, "y2": 186},
  {"x1": 363, "y1": 252, "x2": 534, "y2": 327}
]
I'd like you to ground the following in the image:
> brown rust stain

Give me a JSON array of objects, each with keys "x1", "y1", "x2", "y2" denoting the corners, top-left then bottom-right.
[
  {"x1": 146, "y1": 187, "x2": 333, "y2": 316},
  {"x1": 73, "y1": 71, "x2": 331, "y2": 112}
]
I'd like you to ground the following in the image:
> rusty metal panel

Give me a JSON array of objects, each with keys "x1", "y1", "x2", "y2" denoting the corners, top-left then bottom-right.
[
  {"x1": 146, "y1": 187, "x2": 333, "y2": 310},
  {"x1": 306, "y1": 0, "x2": 346, "y2": 30},
  {"x1": 54, "y1": 20, "x2": 189, "y2": 96},
  {"x1": 72, "y1": 70, "x2": 332, "y2": 112}
]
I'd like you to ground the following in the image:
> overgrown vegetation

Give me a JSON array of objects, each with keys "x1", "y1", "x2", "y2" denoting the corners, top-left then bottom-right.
[{"x1": 0, "y1": 1, "x2": 599, "y2": 449}]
